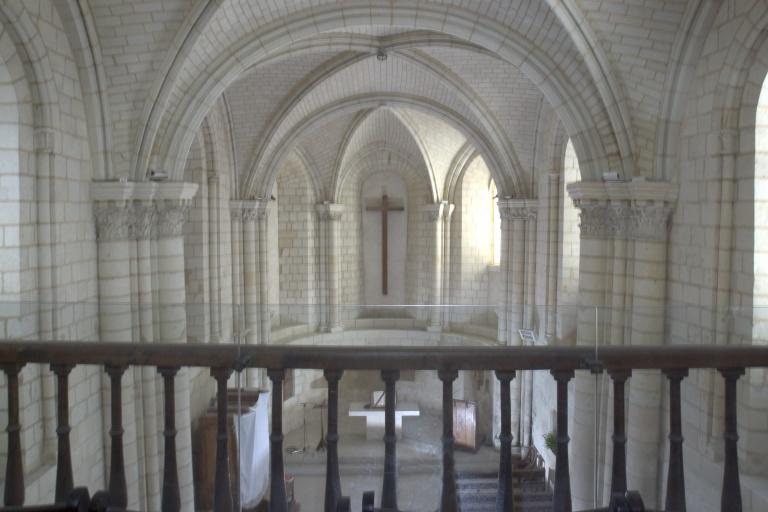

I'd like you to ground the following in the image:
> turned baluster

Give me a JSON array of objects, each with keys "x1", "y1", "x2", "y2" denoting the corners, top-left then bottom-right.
[
  {"x1": 212, "y1": 368, "x2": 233, "y2": 512},
  {"x1": 381, "y1": 369, "x2": 400, "y2": 511},
  {"x1": 268, "y1": 369, "x2": 288, "y2": 512},
  {"x1": 719, "y1": 368, "x2": 745, "y2": 512},
  {"x1": 438, "y1": 369, "x2": 458, "y2": 512},
  {"x1": 51, "y1": 364, "x2": 74, "y2": 502},
  {"x1": 324, "y1": 369, "x2": 343, "y2": 512},
  {"x1": 159, "y1": 367, "x2": 180, "y2": 512},
  {"x1": 495, "y1": 370, "x2": 516, "y2": 512},
  {"x1": 105, "y1": 365, "x2": 127, "y2": 508},
  {"x1": 3, "y1": 363, "x2": 25, "y2": 506},
  {"x1": 551, "y1": 370, "x2": 574, "y2": 512},
  {"x1": 608, "y1": 369, "x2": 630, "y2": 497},
  {"x1": 664, "y1": 369, "x2": 688, "y2": 512}
]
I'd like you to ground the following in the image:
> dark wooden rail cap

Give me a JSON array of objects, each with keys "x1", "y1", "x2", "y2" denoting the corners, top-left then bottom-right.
[{"x1": 1, "y1": 342, "x2": 767, "y2": 371}]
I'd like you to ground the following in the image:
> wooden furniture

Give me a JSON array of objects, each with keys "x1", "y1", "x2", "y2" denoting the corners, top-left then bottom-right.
[
  {"x1": 194, "y1": 388, "x2": 264, "y2": 511},
  {"x1": 1, "y1": 342, "x2": 767, "y2": 512},
  {"x1": 452, "y1": 399, "x2": 478, "y2": 451}
]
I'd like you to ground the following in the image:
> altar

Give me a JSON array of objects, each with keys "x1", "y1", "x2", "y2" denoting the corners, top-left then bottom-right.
[{"x1": 348, "y1": 402, "x2": 420, "y2": 441}]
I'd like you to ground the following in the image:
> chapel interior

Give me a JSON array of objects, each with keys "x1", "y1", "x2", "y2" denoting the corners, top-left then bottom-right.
[{"x1": 0, "y1": 1, "x2": 767, "y2": 511}]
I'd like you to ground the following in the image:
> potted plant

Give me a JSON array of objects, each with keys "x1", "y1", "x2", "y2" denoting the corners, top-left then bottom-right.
[{"x1": 544, "y1": 431, "x2": 557, "y2": 454}]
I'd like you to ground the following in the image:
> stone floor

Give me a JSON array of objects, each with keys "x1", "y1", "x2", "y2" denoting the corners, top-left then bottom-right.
[{"x1": 278, "y1": 411, "x2": 524, "y2": 511}]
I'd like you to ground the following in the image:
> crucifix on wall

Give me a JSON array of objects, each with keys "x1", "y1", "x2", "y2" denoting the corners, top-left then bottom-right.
[{"x1": 365, "y1": 190, "x2": 405, "y2": 295}]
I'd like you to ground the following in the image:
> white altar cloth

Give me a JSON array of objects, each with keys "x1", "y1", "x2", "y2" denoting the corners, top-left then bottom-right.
[{"x1": 348, "y1": 402, "x2": 420, "y2": 441}]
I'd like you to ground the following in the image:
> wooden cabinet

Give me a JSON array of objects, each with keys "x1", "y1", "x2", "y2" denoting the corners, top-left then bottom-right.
[
  {"x1": 193, "y1": 389, "x2": 264, "y2": 511},
  {"x1": 453, "y1": 399, "x2": 478, "y2": 451}
]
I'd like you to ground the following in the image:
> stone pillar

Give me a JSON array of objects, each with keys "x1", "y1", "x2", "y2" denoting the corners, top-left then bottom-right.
[
  {"x1": 154, "y1": 196, "x2": 196, "y2": 511},
  {"x1": 422, "y1": 202, "x2": 447, "y2": 331},
  {"x1": 625, "y1": 200, "x2": 674, "y2": 505},
  {"x1": 236, "y1": 201, "x2": 261, "y2": 388},
  {"x1": 256, "y1": 202, "x2": 272, "y2": 346},
  {"x1": 208, "y1": 174, "x2": 221, "y2": 342},
  {"x1": 94, "y1": 201, "x2": 142, "y2": 509},
  {"x1": 230, "y1": 204, "x2": 243, "y2": 332},
  {"x1": 441, "y1": 204, "x2": 455, "y2": 329},
  {"x1": 494, "y1": 199, "x2": 536, "y2": 446},
  {"x1": 316, "y1": 203, "x2": 345, "y2": 332},
  {"x1": 546, "y1": 173, "x2": 560, "y2": 338},
  {"x1": 134, "y1": 202, "x2": 162, "y2": 511},
  {"x1": 567, "y1": 181, "x2": 676, "y2": 509}
]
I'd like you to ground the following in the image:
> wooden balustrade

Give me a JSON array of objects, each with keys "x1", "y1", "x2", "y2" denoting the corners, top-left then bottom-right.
[{"x1": 0, "y1": 342, "x2": 767, "y2": 512}]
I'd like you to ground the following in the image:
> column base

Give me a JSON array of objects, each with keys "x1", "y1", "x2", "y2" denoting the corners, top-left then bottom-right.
[
  {"x1": 427, "y1": 324, "x2": 443, "y2": 333},
  {"x1": 329, "y1": 325, "x2": 344, "y2": 333}
]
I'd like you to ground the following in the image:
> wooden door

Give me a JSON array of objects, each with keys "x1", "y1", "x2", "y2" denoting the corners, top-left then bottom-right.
[{"x1": 453, "y1": 399, "x2": 478, "y2": 451}]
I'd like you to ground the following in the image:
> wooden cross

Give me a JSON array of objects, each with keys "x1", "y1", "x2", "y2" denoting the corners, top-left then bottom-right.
[{"x1": 365, "y1": 192, "x2": 405, "y2": 295}]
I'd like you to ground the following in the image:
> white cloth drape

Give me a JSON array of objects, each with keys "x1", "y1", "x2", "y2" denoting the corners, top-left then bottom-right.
[{"x1": 235, "y1": 391, "x2": 270, "y2": 509}]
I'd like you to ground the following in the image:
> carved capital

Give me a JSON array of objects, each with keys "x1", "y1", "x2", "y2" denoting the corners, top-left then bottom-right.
[
  {"x1": 93, "y1": 202, "x2": 133, "y2": 241},
  {"x1": 316, "y1": 203, "x2": 345, "y2": 222},
  {"x1": 132, "y1": 202, "x2": 156, "y2": 240},
  {"x1": 629, "y1": 201, "x2": 674, "y2": 241},
  {"x1": 573, "y1": 201, "x2": 629, "y2": 239},
  {"x1": 153, "y1": 200, "x2": 190, "y2": 238},
  {"x1": 498, "y1": 199, "x2": 536, "y2": 222}
]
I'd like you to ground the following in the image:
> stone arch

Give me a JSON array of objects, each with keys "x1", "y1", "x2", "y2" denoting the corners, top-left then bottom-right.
[
  {"x1": 139, "y1": 3, "x2": 634, "y2": 186},
  {"x1": 230, "y1": 49, "x2": 521, "y2": 198},
  {"x1": 250, "y1": 95, "x2": 511, "y2": 205},
  {"x1": 331, "y1": 107, "x2": 438, "y2": 204}
]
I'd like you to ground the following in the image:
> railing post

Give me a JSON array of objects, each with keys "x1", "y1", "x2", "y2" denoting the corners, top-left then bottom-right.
[
  {"x1": 2, "y1": 363, "x2": 25, "y2": 506},
  {"x1": 551, "y1": 369, "x2": 574, "y2": 512},
  {"x1": 268, "y1": 369, "x2": 288, "y2": 512},
  {"x1": 51, "y1": 364, "x2": 74, "y2": 503},
  {"x1": 608, "y1": 369, "x2": 630, "y2": 497},
  {"x1": 380, "y1": 369, "x2": 400, "y2": 511},
  {"x1": 159, "y1": 367, "x2": 180, "y2": 512},
  {"x1": 105, "y1": 365, "x2": 128, "y2": 508},
  {"x1": 324, "y1": 369, "x2": 343, "y2": 512},
  {"x1": 438, "y1": 369, "x2": 458, "y2": 512},
  {"x1": 495, "y1": 370, "x2": 516, "y2": 512},
  {"x1": 212, "y1": 367, "x2": 234, "y2": 512},
  {"x1": 719, "y1": 368, "x2": 744, "y2": 512},
  {"x1": 663, "y1": 368, "x2": 688, "y2": 512}
]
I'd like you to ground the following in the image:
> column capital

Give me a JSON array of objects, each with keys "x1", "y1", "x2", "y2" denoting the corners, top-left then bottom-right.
[
  {"x1": 34, "y1": 128, "x2": 56, "y2": 154},
  {"x1": 420, "y1": 201, "x2": 447, "y2": 222},
  {"x1": 567, "y1": 180, "x2": 677, "y2": 241},
  {"x1": 316, "y1": 202, "x2": 345, "y2": 222},
  {"x1": 231, "y1": 200, "x2": 267, "y2": 223},
  {"x1": 443, "y1": 203, "x2": 456, "y2": 222},
  {"x1": 498, "y1": 198, "x2": 537, "y2": 221},
  {"x1": 92, "y1": 181, "x2": 198, "y2": 240}
]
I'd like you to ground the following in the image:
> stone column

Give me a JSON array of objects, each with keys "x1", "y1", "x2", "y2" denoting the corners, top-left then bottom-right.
[
  {"x1": 441, "y1": 204, "x2": 455, "y2": 329},
  {"x1": 492, "y1": 199, "x2": 535, "y2": 446},
  {"x1": 134, "y1": 202, "x2": 162, "y2": 511},
  {"x1": 154, "y1": 195, "x2": 196, "y2": 511},
  {"x1": 423, "y1": 202, "x2": 447, "y2": 331},
  {"x1": 256, "y1": 201, "x2": 272, "y2": 346},
  {"x1": 567, "y1": 181, "x2": 676, "y2": 509},
  {"x1": 625, "y1": 199, "x2": 674, "y2": 505},
  {"x1": 208, "y1": 174, "x2": 221, "y2": 342},
  {"x1": 94, "y1": 201, "x2": 142, "y2": 509},
  {"x1": 316, "y1": 203, "x2": 345, "y2": 332},
  {"x1": 237, "y1": 201, "x2": 260, "y2": 388},
  {"x1": 230, "y1": 203, "x2": 243, "y2": 332},
  {"x1": 546, "y1": 173, "x2": 560, "y2": 338}
]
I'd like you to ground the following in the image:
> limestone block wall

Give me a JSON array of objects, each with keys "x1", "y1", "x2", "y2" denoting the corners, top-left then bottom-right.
[
  {"x1": 276, "y1": 158, "x2": 318, "y2": 326},
  {"x1": 666, "y1": 3, "x2": 768, "y2": 509},
  {"x1": 448, "y1": 156, "x2": 495, "y2": 326},
  {"x1": 0, "y1": 1, "x2": 103, "y2": 503}
]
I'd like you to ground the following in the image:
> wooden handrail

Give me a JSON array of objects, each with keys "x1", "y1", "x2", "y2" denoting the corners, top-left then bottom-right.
[
  {"x1": 1, "y1": 341, "x2": 767, "y2": 370},
  {"x1": 1, "y1": 341, "x2": 763, "y2": 512}
]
